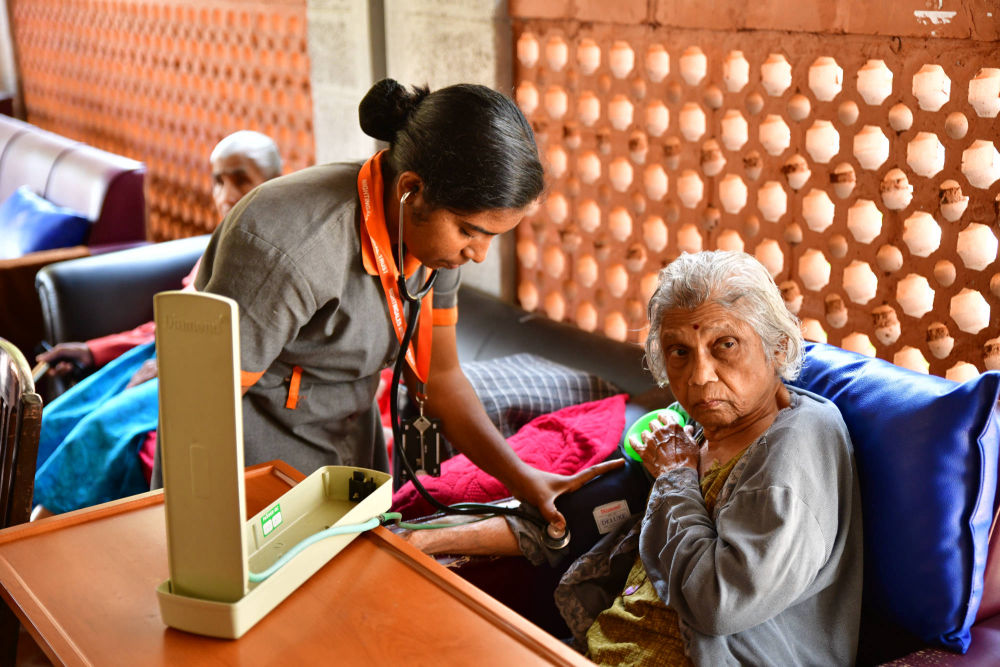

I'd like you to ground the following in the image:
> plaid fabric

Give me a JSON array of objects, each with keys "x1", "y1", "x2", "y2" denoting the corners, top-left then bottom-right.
[{"x1": 463, "y1": 353, "x2": 622, "y2": 437}]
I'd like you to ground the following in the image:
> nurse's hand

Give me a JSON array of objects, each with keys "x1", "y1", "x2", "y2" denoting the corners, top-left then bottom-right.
[{"x1": 512, "y1": 458, "x2": 625, "y2": 535}]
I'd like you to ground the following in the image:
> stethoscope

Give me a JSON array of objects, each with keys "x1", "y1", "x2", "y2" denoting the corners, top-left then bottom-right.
[{"x1": 387, "y1": 190, "x2": 570, "y2": 550}]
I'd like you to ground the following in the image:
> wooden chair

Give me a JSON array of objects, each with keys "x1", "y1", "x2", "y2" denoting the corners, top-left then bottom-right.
[{"x1": 0, "y1": 337, "x2": 43, "y2": 665}]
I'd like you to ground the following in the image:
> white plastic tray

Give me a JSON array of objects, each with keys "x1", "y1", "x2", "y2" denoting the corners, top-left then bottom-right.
[{"x1": 157, "y1": 465, "x2": 390, "y2": 639}]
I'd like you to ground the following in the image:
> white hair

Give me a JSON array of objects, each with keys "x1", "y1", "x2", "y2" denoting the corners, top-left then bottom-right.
[
  {"x1": 644, "y1": 250, "x2": 804, "y2": 385},
  {"x1": 210, "y1": 131, "x2": 282, "y2": 179}
]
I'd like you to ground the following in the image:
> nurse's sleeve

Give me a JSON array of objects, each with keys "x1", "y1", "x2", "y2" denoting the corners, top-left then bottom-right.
[
  {"x1": 431, "y1": 266, "x2": 460, "y2": 326},
  {"x1": 195, "y1": 225, "x2": 316, "y2": 386}
]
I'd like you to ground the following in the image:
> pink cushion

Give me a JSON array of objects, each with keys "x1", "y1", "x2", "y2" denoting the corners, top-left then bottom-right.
[{"x1": 391, "y1": 394, "x2": 627, "y2": 518}]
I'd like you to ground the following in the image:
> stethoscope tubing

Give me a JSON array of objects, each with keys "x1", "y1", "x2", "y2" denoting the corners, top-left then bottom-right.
[{"x1": 390, "y1": 189, "x2": 554, "y2": 536}]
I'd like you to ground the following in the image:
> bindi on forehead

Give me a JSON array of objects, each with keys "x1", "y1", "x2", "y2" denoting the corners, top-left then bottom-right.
[{"x1": 659, "y1": 312, "x2": 746, "y2": 345}]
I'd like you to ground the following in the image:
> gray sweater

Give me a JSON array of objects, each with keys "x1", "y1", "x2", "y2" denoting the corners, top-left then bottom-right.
[{"x1": 540, "y1": 386, "x2": 862, "y2": 665}]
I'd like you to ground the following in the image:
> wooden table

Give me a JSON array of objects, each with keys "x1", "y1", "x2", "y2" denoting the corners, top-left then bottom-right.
[{"x1": 0, "y1": 462, "x2": 590, "y2": 666}]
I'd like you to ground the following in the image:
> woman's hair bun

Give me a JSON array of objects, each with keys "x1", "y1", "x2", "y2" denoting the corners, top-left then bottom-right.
[{"x1": 358, "y1": 78, "x2": 430, "y2": 143}]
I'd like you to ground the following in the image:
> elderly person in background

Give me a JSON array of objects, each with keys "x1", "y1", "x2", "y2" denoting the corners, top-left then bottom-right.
[
  {"x1": 31, "y1": 131, "x2": 281, "y2": 518},
  {"x1": 209, "y1": 130, "x2": 284, "y2": 219},
  {"x1": 406, "y1": 250, "x2": 863, "y2": 666}
]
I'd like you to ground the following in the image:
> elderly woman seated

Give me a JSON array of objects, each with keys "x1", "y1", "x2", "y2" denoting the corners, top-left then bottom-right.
[{"x1": 405, "y1": 250, "x2": 863, "y2": 666}]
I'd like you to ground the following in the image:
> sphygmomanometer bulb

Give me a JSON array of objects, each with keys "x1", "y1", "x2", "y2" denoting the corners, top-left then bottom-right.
[
  {"x1": 543, "y1": 523, "x2": 571, "y2": 551},
  {"x1": 622, "y1": 402, "x2": 690, "y2": 462}
]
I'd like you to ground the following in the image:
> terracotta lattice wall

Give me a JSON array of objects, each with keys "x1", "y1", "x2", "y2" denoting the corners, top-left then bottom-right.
[
  {"x1": 510, "y1": 5, "x2": 1000, "y2": 380},
  {"x1": 9, "y1": 0, "x2": 315, "y2": 241}
]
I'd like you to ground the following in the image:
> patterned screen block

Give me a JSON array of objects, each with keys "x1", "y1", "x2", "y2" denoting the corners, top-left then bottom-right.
[
  {"x1": 10, "y1": 0, "x2": 315, "y2": 241},
  {"x1": 512, "y1": 22, "x2": 1000, "y2": 379}
]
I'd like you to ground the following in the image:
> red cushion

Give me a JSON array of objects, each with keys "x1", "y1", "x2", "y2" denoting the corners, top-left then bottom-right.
[
  {"x1": 376, "y1": 367, "x2": 395, "y2": 461},
  {"x1": 391, "y1": 394, "x2": 627, "y2": 518},
  {"x1": 139, "y1": 430, "x2": 157, "y2": 484}
]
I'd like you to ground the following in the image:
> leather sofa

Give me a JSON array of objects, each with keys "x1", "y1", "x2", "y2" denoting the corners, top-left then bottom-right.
[
  {"x1": 35, "y1": 235, "x2": 206, "y2": 349},
  {"x1": 33, "y1": 236, "x2": 1000, "y2": 665},
  {"x1": 0, "y1": 115, "x2": 146, "y2": 355}
]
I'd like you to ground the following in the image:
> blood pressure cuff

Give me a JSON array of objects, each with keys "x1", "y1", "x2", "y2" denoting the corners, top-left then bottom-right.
[{"x1": 506, "y1": 451, "x2": 652, "y2": 567}]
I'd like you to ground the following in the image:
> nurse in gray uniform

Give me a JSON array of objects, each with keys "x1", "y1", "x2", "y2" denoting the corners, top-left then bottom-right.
[{"x1": 192, "y1": 79, "x2": 620, "y2": 534}]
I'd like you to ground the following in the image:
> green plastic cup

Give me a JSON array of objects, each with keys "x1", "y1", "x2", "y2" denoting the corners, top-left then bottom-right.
[{"x1": 622, "y1": 403, "x2": 689, "y2": 462}]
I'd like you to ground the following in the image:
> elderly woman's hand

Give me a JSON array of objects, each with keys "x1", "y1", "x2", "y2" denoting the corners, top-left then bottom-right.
[
  {"x1": 36, "y1": 342, "x2": 94, "y2": 377},
  {"x1": 125, "y1": 358, "x2": 159, "y2": 389},
  {"x1": 631, "y1": 416, "x2": 699, "y2": 478}
]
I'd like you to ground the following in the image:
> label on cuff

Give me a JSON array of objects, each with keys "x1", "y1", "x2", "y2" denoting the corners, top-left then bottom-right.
[{"x1": 593, "y1": 499, "x2": 631, "y2": 535}]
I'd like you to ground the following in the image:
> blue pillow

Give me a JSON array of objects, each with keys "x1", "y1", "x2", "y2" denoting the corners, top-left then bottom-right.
[
  {"x1": 792, "y1": 342, "x2": 1000, "y2": 653},
  {"x1": 0, "y1": 186, "x2": 90, "y2": 259}
]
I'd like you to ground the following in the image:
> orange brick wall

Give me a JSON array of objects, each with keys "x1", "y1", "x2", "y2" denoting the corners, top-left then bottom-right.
[
  {"x1": 510, "y1": 2, "x2": 1000, "y2": 379},
  {"x1": 9, "y1": 0, "x2": 315, "y2": 241}
]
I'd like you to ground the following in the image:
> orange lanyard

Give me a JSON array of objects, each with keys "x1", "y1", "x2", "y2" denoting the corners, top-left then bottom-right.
[{"x1": 357, "y1": 152, "x2": 434, "y2": 384}]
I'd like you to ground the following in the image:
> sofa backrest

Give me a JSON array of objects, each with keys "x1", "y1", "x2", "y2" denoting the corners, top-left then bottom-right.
[
  {"x1": 35, "y1": 235, "x2": 210, "y2": 345},
  {"x1": 0, "y1": 124, "x2": 78, "y2": 201},
  {"x1": 45, "y1": 144, "x2": 146, "y2": 245},
  {"x1": 0, "y1": 115, "x2": 146, "y2": 247},
  {"x1": 0, "y1": 116, "x2": 31, "y2": 166},
  {"x1": 976, "y1": 499, "x2": 1000, "y2": 621},
  {"x1": 456, "y1": 287, "x2": 658, "y2": 399}
]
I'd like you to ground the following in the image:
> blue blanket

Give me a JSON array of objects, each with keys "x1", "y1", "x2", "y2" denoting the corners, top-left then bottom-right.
[{"x1": 34, "y1": 341, "x2": 158, "y2": 513}]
